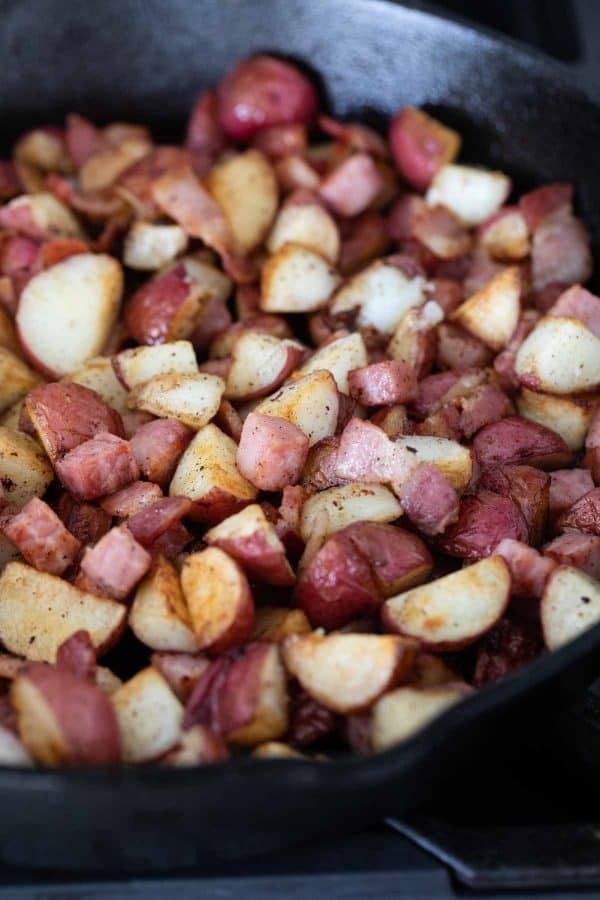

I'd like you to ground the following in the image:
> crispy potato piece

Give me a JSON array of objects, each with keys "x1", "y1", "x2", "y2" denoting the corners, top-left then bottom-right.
[
  {"x1": 0, "y1": 426, "x2": 53, "y2": 507},
  {"x1": 372, "y1": 683, "x2": 473, "y2": 751},
  {"x1": 267, "y1": 201, "x2": 339, "y2": 263},
  {"x1": 112, "y1": 667, "x2": 183, "y2": 763},
  {"x1": 295, "y1": 332, "x2": 367, "y2": 395},
  {"x1": 300, "y1": 483, "x2": 403, "y2": 542},
  {"x1": 254, "y1": 370, "x2": 339, "y2": 447},
  {"x1": 393, "y1": 435, "x2": 472, "y2": 492},
  {"x1": 515, "y1": 317, "x2": 600, "y2": 394},
  {"x1": 425, "y1": 164, "x2": 511, "y2": 226},
  {"x1": 541, "y1": 566, "x2": 600, "y2": 650},
  {"x1": 0, "y1": 347, "x2": 40, "y2": 414},
  {"x1": 261, "y1": 243, "x2": 340, "y2": 313},
  {"x1": 451, "y1": 266, "x2": 521, "y2": 351},
  {"x1": 516, "y1": 388, "x2": 597, "y2": 452},
  {"x1": 129, "y1": 372, "x2": 224, "y2": 429},
  {"x1": 113, "y1": 340, "x2": 198, "y2": 390},
  {"x1": 330, "y1": 259, "x2": 426, "y2": 334},
  {"x1": 130, "y1": 557, "x2": 198, "y2": 653}
]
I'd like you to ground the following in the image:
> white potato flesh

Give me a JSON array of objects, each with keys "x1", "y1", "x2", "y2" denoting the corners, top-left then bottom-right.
[
  {"x1": 300, "y1": 483, "x2": 403, "y2": 542},
  {"x1": 515, "y1": 317, "x2": 600, "y2": 394},
  {"x1": 541, "y1": 566, "x2": 600, "y2": 650},
  {"x1": 180, "y1": 255, "x2": 233, "y2": 304},
  {"x1": 296, "y1": 332, "x2": 367, "y2": 394},
  {"x1": 66, "y1": 356, "x2": 130, "y2": 415},
  {"x1": 267, "y1": 202, "x2": 340, "y2": 263},
  {"x1": 254, "y1": 370, "x2": 339, "y2": 446},
  {"x1": 112, "y1": 668, "x2": 183, "y2": 763},
  {"x1": 226, "y1": 644, "x2": 289, "y2": 746},
  {"x1": 261, "y1": 243, "x2": 341, "y2": 313},
  {"x1": 451, "y1": 266, "x2": 521, "y2": 351},
  {"x1": 393, "y1": 435, "x2": 472, "y2": 492},
  {"x1": 123, "y1": 222, "x2": 188, "y2": 270},
  {"x1": 0, "y1": 426, "x2": 53, "y2": 507},
  {"x1": 0, "y1": 347, "x2": 40, "y2": 414},
  {"x1": 79, "y1": 138, "x2": 151, "y2": 194},
  {"x1": 330, "y1": 260, "x2": 426, "y2": 334},
  {"x1": 0, "y1": 562, "x2": 126, "y2": 662},
  {"x1": 383, "y1": 556, "x2": 511, "y2": 649},
  {"x1": 5, "y1": 193, "x2": 85, "y2": 238},
  {"x1": 516, "y1": 388, "x2": 595, "y2": 451},
  {"x1": 0, "y1": 724, "x2": 33, "y2": 767},
  {"x1": 225, "y1": 332, "x2": 303, "y2": 401},
  {"x1": 206, "y1": 149, "x2": 279, "y2": 254},
  {"x1": 425, "y1": 164, "x2": 511, "y2": 226},
  {"x1": 372, "y1": 683, "x2": 472, "y2": 751},
  {"x1": 130, "y1": 558, "x2": 198, "y2": 653},
  {"x1": 129, "y1": 372, "x2": 224, "y2": 429},
  {"x1": 169, "y1": 423, "x2": 257, "y2": 505},
  {"x1": 16, "y1": 253, "x2": 123, "y2": 377},
  {"x1": 115, "y1": 340, "x2": 198, "y2": 390}
]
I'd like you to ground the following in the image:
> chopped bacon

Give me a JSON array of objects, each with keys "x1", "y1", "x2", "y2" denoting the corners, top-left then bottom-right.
[
  {"x1": 413, "y1": 205, "x2": 472, "y2": 260},
  {"x1": 586, "y1": 405, "x2": 600, "y2": 450},
  {"x1": 415, "y1": 405, "x2": 462, "y2": 441},
  {"x1": 473, "y1": 615, "x2": 543, "y2": 687},
  {"x1": 544, "y1": 532, "x2": 600, "y2": 580},
  {"x1": 411, "y1": 368, "x2": 478, "y2": 419},
  {"x1": 126, "y1": 496, "x2": 192, "y2": 545},
  {"x1": 56, "y1": 630, "x2": 96, "y2": 681},
  {"x1": 146, "y1": 521, "x2": 192, "y2": 559},
  {"x1": 458, "y1": 384, "x2": 511, "y2": 439},
  {"x1": 0, "y1": 161, "x2": 21, "y2": 200},
  {"x1": 493, "y1": 311, "x2": 539, "y2": 392},
  {"x1": 116, "y1": 146, "x2": 193, "y2": 218},
  {"x1": 214, "y1": 399, "x2": 243, "y2": 442},
  {"x1": 56, "y1": 493, "x2": 113, "y2": 545},
  {"x1": 531, "y1": 282, "x2": 566, "y2": 314},
  {"x1": 120, "y1": 411, "x2": 156, "y2": 440},
  {"x1": 237, "y1": 413, "x2": 309, "y2": 491},
  {"x1": 151, "y1": 165, "x2": 255, "y2": 283},
  {"x1": 318, "y1": 115, "x2": 389, "y2": 159},
  {"x1": 65, "y1": 114, "x2": 103, "y2": 168},
  {"x1": 1, "y1": 234, "x2": 39, "y2": 279},
  {"x1": 547, "y1": 284, "x2": 600, "y2": 338},
  {"x1": 151, "y1": 652, "x2": 210, "y2": 702},
  {"x1": 386, "y1": 194, "x2": 425, "y2": 243},
  {"x1": 37, "y1": 238, "x2": 88, "y2": 269},
  {"x1": 531, "y1": 208, "x2": 592, "y2": 292},
  {"x1": 100, "y1": 481, "x2": 163, "y2": 518},
  {"x1": 25, "y1": 382, "x2": 124, "y2": 462},
  {"x1": 438, "y1": 491, "x2": 528, "y2": 559},
  {"x1": 79, "y1": 525, "x2": 151, "y2": 600},
  {"x1": 494, "y1": 538, "x2": 556, "y2": 598},
  {"x1": 130, "y1": 418, "x2": 193, "y2": 486},
  {"x1": 190, "y1": 297, "x2": 232, "y2": 355},
  {"x1": 436, "y1": 323, "x2": 493, "y2": 370},
  {"x1": 301, "y1": 436, "x2": 347, "y2": 492},
  {"x1": 519, "y1": 182, "x2": 573, "y2": 232},
  {"x1": 56, "y1": 433, "x2": 139, "y2": 502},
  {"x1": 334, "y1": 417, "x2": 418, "y2": 486},
  {"x1": 185, "y1": 90, "x2": 228, "y2": 159},
  {"x1": 348, "y1": 360, "x2": 417, "y2": 406},
  {"x1": 548, "y1": 469, "x2": 595, "y2": 521},
  {"x1": 462, "y1": 248, "x2": 505, "y2": 297},
  {"x1": 338, "y1": 211, "x2": 389, "y2": 276},
  {"x1": 251, "y1": 124, "x2": 307, "y2": 158},
  {"x1": 397, "y1": 462, "x2": 459, "y2": 536},
  {"x1": 3, "y1": 497, "x2": 81, "y2": 575},
  {"x1": 319, "y1": 154, "x2": 384, "y2": 218},
  {"x1": 557, "y1": 487, "x2": 600, "y2": 535}
]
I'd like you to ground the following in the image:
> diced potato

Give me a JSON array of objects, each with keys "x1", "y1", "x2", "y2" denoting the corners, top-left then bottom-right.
[
  {"x1": 254, "y1": 370, "x2": 339, "y2": 446},
  {"x1": 541, "y1": 566, "x2": 600, "y2": 650},
  {"x1": 129, "y1": 372, "x2": 225, "y2": 429},
  {"x1": 393, "y1": 435, "x2": 472, "y2": 492},
  {"x1": 114, "y1": 341, "x2": 198, "y2": 390},
  {"x1": 261, "y1": 243, "x2": 340, "y2": 313},
  {"x1": 0, "y1": 347, "x2": 40, "y2": 414},
  {"x1": 516, "y1": 388, "x2": 597, "y2": 452},
  {"x1": 300, "y1": 483, "x2": 403, "y2": 542},
  {"x1": 123, "y1": 222, "x2": 188, "y2": 270},
  {"x1": 296, "y1": 332, "x2": 367, "y2": 394},
  {"x1": 112, "y1": 668, "x2": 183, "y2": 763},
  {"x1": 515, "y1": 317, "x2": 600, "y2": 394},
  {"x1": 425, "y1": 164, "x2": 511, "y2": 226},
  {"x1": 130, "y1": 557, "x2": 199, "y2": 653},
  {"x1": 267, "y1": 202, "x2": 340, "y2": 263},
  {"x1": 451, "y1": 266, "x2": 521, "y2": 351},
  {"x1": 330, "y1": 260, "x2": 426, "y2": 334},
  {"x1": 372, "y1": 683, "x2": 472, "y2": 751},
  {"x1": 0, "y1": 426, "x2": 53, "y2": 507}
]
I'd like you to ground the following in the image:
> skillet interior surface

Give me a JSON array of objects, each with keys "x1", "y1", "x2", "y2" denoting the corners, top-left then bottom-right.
[{"x1": 1, "y1": 0, "x2": 600, "y2": 871}]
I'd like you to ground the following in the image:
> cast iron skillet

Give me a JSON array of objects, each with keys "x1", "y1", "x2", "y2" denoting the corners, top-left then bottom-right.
[{"x1": 1, "y1": 0, "x2": 600, "y2": 872}]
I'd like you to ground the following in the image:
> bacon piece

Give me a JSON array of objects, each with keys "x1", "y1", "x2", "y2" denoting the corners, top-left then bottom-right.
[
  {"x1": 347, "y1": 360, "x2": 417, "y2": 406},
  {"x1": 389, "y1": 106, "x2": 460, "y2": 192},
  {"x1": 478, "y1": 464, "x2": 550, "y2": 546},
  {"x1": 56, "y1": 433, "x2": 139, "y2": 502},
  {"x1": 386, "y1": 194, "x2": 425, "y2": 242},
  {"x1": 473, "y1": 615, "x2": 543, "y2": 687},
  {"x1": 436, "y1": 323, "x2": 493, "y2": 370},
  {"x1": 557, "y1": 488, "x2": 600, "y2": 535},
  {"x1": 120, "y1": 411, "x2": 156, "y2": 440},
  {"x1": 0, "y1": 161, "x2": 21, "y2": 200},
  {"x1": 151, "y1": 652, "x2": 210, "y2": 702},
  {"x1": 56, "y1": 630, "x2": 96, "y2": 681},
  {"x1": 334, "y1": 417, "x2": 418, "y2": 486},
  {"x1": 548, "y1": 469, "x2": 595, "y2": 522},
  {"x1": 129, "y1": 418, "x2": 193, "y2": 487},
  {"x1": 494, "y1": 538, "x2": 556, "y2": 598},
  {"x1": 411, "y1": 369, "x2": 477, "y2": 419},
  {"x1": 473, "y1": 417, "x2": 571, "y2": 471},
  {"x1": 116, "y1": 146, "x2": 192, "y2": 218},
  {"x1": 462, "y1": 248, "x2": 505, "y2": 297},
  {"x1": 79, "y1": 525, "x2": 151, "y2": 600},
  {"x1": 338, "y1": 211, "x2": 389, "y2": 276},
  {"x1": 1, "y1": 235, "x2": 39, "y2": 280},
  {"x1": 288, "y1": 688, "x2": 338, "y2": 748},
  {"x1": 318, "y1": 115, "x2": 389, "y2": 159},
  {"x1": 100, "y1": 481, "x2": 163, "y2": 518},
  {"x1": 319, "y1": 154, "x2": 383, "y2": 218},
  {"x1": 146, "y1": 521, "x2": 192, "y2": 559},
  {"x1": 531, "y1": 209, "x2": 592, "y2": 292},
  {"x1": 37, "y1": 238, "x2": 88, "y2": 269},
  {"x1": 547, "y1": 284, "x2": 600, "y2": 338},
  {"x1": 217, "y1": 54, "x2": 318, "y2": 141},
  {"x1": 56, "y1": 493, "x2": 112, "y2": 545},
  {"x1": 190, "y1": 297, "x2": 232, "y2": 355},
  {"x1": 3, "y1": 497, "x2": 81, "y2": 575},
  {"x1": 25, "y1": 382, "x2": 124, "y2": 463},
  {"x1": 65, "y1": 114, "x2": 103, "y2": 168},
  {"x1": 126, "y1": 496, "x2": 192, "y2": 545},
  {"x1": 185, "y1": 90, "x2": 227, "y2": 158},
  {"x1": 458, "y1": 384, "x2": 511, "y2": 439},
  {"x1": 586, "y1": 405, "x2": 600, "y2": 450},
  {"x1": 415, "y1": 405, "x2": 462, "y2": 441},
  {"x1": 397, "y1": 462, "x2": 459, "y2": 536},
  {"x1": 518, "y1": 183, "x2": 573, "y2": 232},
  {"x1": 413, "y1": 205, "x2": 472, "y2": 260},
  {"x1": 438, "y1": 490, "x2": 528, "y2": 559},
  {"x1": 251, "y1": 124, "x2": 307, "y2": 158},
  {"x1": 237, "y1": 413, "x2": 309, "y2": 491},
  {"x1": 493, "y1": 311, "x2": 539, "y2": 392},
  {"x1": 544, "y1": 532, "x2": 600, "y2": 580}
]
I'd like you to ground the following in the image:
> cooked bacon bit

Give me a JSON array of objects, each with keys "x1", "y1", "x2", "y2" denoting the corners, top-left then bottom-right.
[
  {"x1": 56, "y1": 433, "x2": 139, "y2": 502},
  {"x1": 146, "y1": 521, "x2": 192, "y2": 559},
  {"x1": 531, "y1": 209, "x2": 592, "y2": 292},
  {"x1": 0, "y1": 161, "x2": 21, "y2": 200},
  {"x1": 411, "y1": 368, "x2": 475, "y2": 419},
  {"x1": 397, "y1": 462, "x2": 459, "y2": 536},
  {"x1": 458, "y1": 384, "x2": 511, "y2": 439},
  {"x1": 436, "y1": 323, "x2": 493, "y2": 370},
  {"x1": 319, "y1": 154, "x2": 384, "y2": 218},
  {"x1": 65, "y1": 114, "x2": 103, "y2": 168},
  {"x1": 493, "y1": 311, "x2": 539, "y2": 392},
  {"x1": 126, "y1": 496, "x2": 192, "y2": 545},
  {"x1": 56, "y1": 630, "x2": 96, "y2": 681},
  {"x1": 547, "y1": 284, "x2": 600, "y2": 338},
  {"x1": 79, "y1": 525, "x2": 151, "y2": 600},
  {"x1": 37, "y1": 238, "x2": 88, "y2": 269},
  {"x1": 3, "y1": 497, "x2": 81, "y2": 575},
  {"x1": 339, "y1": 211, "x2": 389, "y2": 275},
  {"x1": 318, "y1": 116, "x2": 389, "y2": 159},
  {"x1": 116, "y1": 146, "x2": 193, "y2": 218},
  {"x1": 494, "y1": 538, "x2": 556, "y2": 598},
  {"x1": 56, "y1": 493, "x2": 113, "y2": 545},
  {"x1": 386, "y1": 193, "x2": 426, "y2": 243},
  {"x1": 25, "y1": 381, "x2": 124, "y2": 462},
  {"x1": 473, "y1": 615, "x2": 543, "y2": 687},
  {"x1": 301, "y1": 436, "x2": 348, "y2": 492},
  {"x1": 288, "y1": 688, "x2": 338, "y2": 748},
  {"x1": 251, "y1": 124, "x2": 307, "y2": 158},
  {"x1": 130, "y1": 418, "x2": 193, "y2": 486},
  {"x1": 151, "y1": 652, "x2": 210, "y2": 702},
  {"x1": 185, "y1": 90, "x2": 228, "y2": 159},
  {"x1": 120, "y1": 411, "x2": 156, "y2": 440},
  {"x1": 438, "y1": 491, "x2": 528, "y2": 559},
  {"x1": 549, "y1": 469, "x2": 595, "y2": 521},
  {"x1": 544, "y1": 532, "x2": 600, "y2": 580},
  {"x1": 100, "y1": 481, "x2": 163, "y2": 518},
  {"x1": 334, "y1": 417, "x2": 418, "y2": 486},
  {"x1": 519, "y1": 182, "x2": 573, "y2": 232},
  {"x1": 237, "y1": 413, "x2": 309, "y2": 491},
  {"x1": 348, "y1": 359, "x2": 417, "y2": 406},
  {"x1": 413, "y1": 205, "x2": 472, "y2": 260},
  {"x1": 190, "y1": 297, "x2": 232, "y2": 355},
  {"x1": 415, "y1": 405, "x2": 462, "y2": 441},
  {"x1": 557, "y1": 487, "x2": 600, "y2": 535}
]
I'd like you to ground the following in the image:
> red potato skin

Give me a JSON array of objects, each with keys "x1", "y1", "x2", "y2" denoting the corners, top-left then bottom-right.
[
  {"x1": 116, "y1": 146, "x2": 193, "y2": 219},
  {"x1": 207, "y1": 531, "x2": 294, "y2": 587},
  {"x1": 415, "y1": 405, "x2": 462, "y2": 441},
  {"x1": 472, "y1": 615, "x2": 543, "y2": 687},
  {"x1": 472, "y1": 416, "x2": 572, "y2": 471},
  {"x1": 458, "y1": 384, "x2": 511, "y2": 439},
  {"x1": 398, "y1": 463, "x2": 460, "y2": 537},
  {"x1": 438, "y1": 490, "x2": 528, "y2": 560},
  {"x1": 25, "y1": 382, "x2": 124, "y2": 463},
  {"x1": 237, "y1": 413, "x2": 309, "y2": 492},
  {"x1": 478, "y1": 465, "x2": 550, "y2": 546},
  {"x1": 56, "y1": 494, "x2": 112, "y2": 546},
  {"x1": 389, "y1": 106, "x2": 460, "y2": 192},
  {"x1": 287, "y1": 688, "x2": 338, "y2": 748},
  {"x1": 0, "y1": 161, "x2": 22, "y2": 200},
  {"x1": 339, "y1": 211, "x2": 390, "y2": 276},
  {"x1": 126, "y1": 496, "x2": 192, "y2": 545},
  {"x1": 300, "y1": 436, "x2": 348, "y2": 491},
  {"x1": 151, "y1": 652, "x2": 210, "y2": 702},
  {"x1": 348, "y1": 360, "x2": 417, "y2": 406},
  {"x1": 130, "y1": 418, "x2": 193, "y2": 487},
  {"x1": 411, "y1": 368, "x2": 477, "y2": 419},
  {"x1": 436, "y1": 323, "x2": 494, "y2": 371},
  {"x1": 548, "y1": 469, "x2": 595, "y2": 523},
  {"x1": 187, "y1": 486, "x2": 254, "y2": 527},
  {"x1": 15, "y1": 663, "x2": 121, "y2": 765},
  {"x1": 185, "y1": 89, "x2": 228, "y2": 158},
  {"x1": 217, "y1": 55, "x2": 318, "y2": 141},
  {"x1": 56, "y1": 630, "x2": 96, "y2": 682},
  {"x1": 251, "y1": 123, "x2": 307, "y2": 158},
  {"x1": 556, "y1": 487, "x2": 600, "y2": 535},
  {"x1": 146, "y1": 521, "x2": 192, "y2": 559},
  {"x1": 215, "y1": 400, "x2": 243, "y2": 443},
  {"x1": 100, "y1": 481, "x2": 163, "y2": 518},
  {"x1": 519, "y1": 183, "x2": 573, "y2": 232},
  {"x1": 123, "y1": 263, "x2": 200, "y2": 346},
  {"x1": 65, "y1": 113, "x2": 102, "y2": 168},
  {"x1": 543, "y1": 532, "x2": 600, "y2": 580}
]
